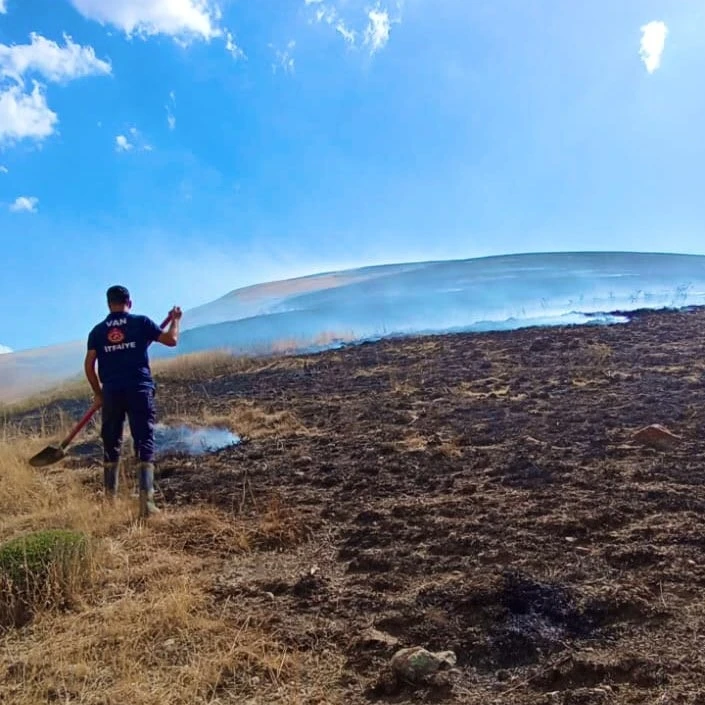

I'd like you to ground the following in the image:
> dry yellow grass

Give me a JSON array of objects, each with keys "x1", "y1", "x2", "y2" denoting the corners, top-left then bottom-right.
[
  {"x1": 0, "y1": 552, "x2": 298, "y2": 704},
  {"x1": 0, "y1": 376, "x2": 90, "y2": 416},
  {"x1": 202, "y1": 402, "x2": 311, "y2": 440},
  {"x1": 0, "y1": 433, "x2": 117, "y2": 535},
  {"x1": 151, "y1": 350, "x2": 265, "y2": 380},
  {"x1": 160, "y1": 401, "x2": 311, "y2": 442},
  {"x1": 395, "y1": 432, "x2": 463, "y2": 458},
  {"x1": 0, "y1": 340, "x2": 350, "y2": 703},
  {"x1": 0, "y1": 415, "x2": 334, "y2": 704},
  {"x1": 0, "y1": 331, "x2": 354, "y2": 419},
  {"x1": 0, "y1": 350, "x2": 276, "y2": 416},
  {"x1": 151, "y1": 349, "x2": 317, "y2": 383}
]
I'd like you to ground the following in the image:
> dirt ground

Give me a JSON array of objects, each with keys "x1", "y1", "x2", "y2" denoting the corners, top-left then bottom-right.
[{"x1": 14, "y1": 306, "x2": 705, "y2": 704}]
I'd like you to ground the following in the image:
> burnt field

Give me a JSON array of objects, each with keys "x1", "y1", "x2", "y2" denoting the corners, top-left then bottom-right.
[{"x1": 12, "y1": 306, "x2": 705, "y2": 704}]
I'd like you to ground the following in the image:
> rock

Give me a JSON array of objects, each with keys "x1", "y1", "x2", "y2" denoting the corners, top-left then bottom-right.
[
  {"x1": 390, "y1": 646, "x2": 457, "y2": 682},
  {"x1": 631, "y1": 424, "x2": 682, "y2": 450},
  {"x1": 360, "y1": 627, "x2": 400, "y2": 649}
]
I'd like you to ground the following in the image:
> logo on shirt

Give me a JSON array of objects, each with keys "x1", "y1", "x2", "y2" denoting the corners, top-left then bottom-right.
[{"x1": 107, "y1": 328, "x2": 125, "y2": 344}]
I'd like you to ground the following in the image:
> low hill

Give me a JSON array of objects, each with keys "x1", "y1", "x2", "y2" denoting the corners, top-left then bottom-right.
[{"x1": 4, "y1": 250, "x2": 705, "y2": 402}]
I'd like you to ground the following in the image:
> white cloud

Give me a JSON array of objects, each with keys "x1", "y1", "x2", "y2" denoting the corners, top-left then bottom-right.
[
  {"x1": 273, "y1": 40, "x2": 296, "y2": 74},
  {"x1": 336, "y1": 23, "x2": 356, "y2": 45},
  {"x1": 0, "y1": 344, "x2": 12, "y2": 355},
  {"x1": 0, "y1": 165, "x2": 7, "y2": 173},
  {"x1": 69, "y1": 1, "x2": 246, "y2": 59},
  {"x1": 9, "y1": 195, "x2": 38, "y2": 213},
  {"x1": 311, "y1": 4, "x2": 357, "y2": 46},
  {"x1": 640, "y1": 21, "x2": 668, "y2": 74},
  {"x1": 115, "y1": 134, "x2": 132, "y2": 151},
  {"x1": 166, "y1": 90, "x2": 176, "y2": 130},
  {"x1": 0, "y1": 32, "x2": 111, "y2": 84},
  {"x1": 0, "y1": 33, "x2": 109, "y2": 146},
  {"x1": 69, "y1": 0, "x2": 222, "y2": 41},
  {"x1": 313, "y1": 4, "x2": 338, "y2": 27},
  {"x1": 116, "y1": 127, "x2": 152, "y2": 152},
  {"x1": 225, "y1": 30, "x2": 245, "y2": 59},
  {"x1": 308, "y1": 2, "x2": 397, "y2": 53},
  {"x1": 0, "y1": 0, "x2": 6, "y2": 14},
  {"x1": 364, "y1": 8, "x2": 391, "y2": 54},
  {"x1": 0, "y1": 82, "x2": 57, "y2": 144}
]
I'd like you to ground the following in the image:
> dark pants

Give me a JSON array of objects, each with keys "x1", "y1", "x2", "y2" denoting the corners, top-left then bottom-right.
[{"x1": 101, "y1": 387, "x2": 156, "y2": 463}]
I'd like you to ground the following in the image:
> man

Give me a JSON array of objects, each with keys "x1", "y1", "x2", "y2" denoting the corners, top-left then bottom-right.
[{"x1": 84, "y1": 285, "x2": 182, "y2": 518}]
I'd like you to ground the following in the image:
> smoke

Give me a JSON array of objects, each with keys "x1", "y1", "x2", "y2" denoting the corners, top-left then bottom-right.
[{"x1": 154, "y1": 424, "x2": 239, "y2": 455}]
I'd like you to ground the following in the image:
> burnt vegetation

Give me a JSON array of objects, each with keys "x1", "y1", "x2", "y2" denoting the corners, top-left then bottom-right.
[{"x1": 3, "y1": 307, "x2": 705, "y2": 703}]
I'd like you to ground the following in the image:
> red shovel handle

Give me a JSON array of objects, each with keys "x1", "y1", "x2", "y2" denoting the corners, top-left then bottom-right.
[
  {"x1": 61, "y1": 403, "x2": 101, "y2": 449},
  {"x1": 61, "y1": 312, "x2": 173, "y2": 449}
]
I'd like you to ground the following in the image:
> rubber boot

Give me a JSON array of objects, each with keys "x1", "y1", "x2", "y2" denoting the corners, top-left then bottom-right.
[
  {"x1": 103, "y1": 461, "x2": 119, "y2": 499},
  {"x1": 138, "y1": 462, "x2": 160, "y2": 518}
]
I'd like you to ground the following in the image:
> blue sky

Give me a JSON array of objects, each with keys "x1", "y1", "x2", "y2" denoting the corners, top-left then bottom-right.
[{"x1": 0, "y1": 0, "x2": 704, "y2": 352}]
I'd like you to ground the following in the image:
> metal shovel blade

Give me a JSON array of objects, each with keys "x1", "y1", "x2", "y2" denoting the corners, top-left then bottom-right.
[
  {"x1": 27, "y1": 400, "x2": 102, "y2": 468},
  {"x1": 29, "y1": 444, "x2": 67, "y2": 468}
]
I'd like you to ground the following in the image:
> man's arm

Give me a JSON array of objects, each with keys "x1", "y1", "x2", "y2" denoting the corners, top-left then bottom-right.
[
  {"x1": 84, "y1": 349, "x2": 102, "y2": 405},
  {"x1": 156, "y1": 307, "x2": 182, "y2": 347}
]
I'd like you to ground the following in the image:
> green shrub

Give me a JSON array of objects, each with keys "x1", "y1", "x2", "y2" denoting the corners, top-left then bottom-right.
[{"x1": 0, "y1": 529, "x2": 94, "y2": 628}]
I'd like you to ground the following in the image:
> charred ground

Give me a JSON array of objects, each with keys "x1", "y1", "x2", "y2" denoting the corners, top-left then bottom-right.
[{"x1": 9, "y1": 306, "x2": 705, "y2": 704}]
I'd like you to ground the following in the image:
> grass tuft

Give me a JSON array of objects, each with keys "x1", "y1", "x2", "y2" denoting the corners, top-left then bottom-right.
[{"x1": 0, "y1": 528, "x2": 94, "y2": 628}]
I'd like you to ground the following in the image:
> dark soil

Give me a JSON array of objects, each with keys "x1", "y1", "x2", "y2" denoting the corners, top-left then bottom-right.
[{"x1": 17, "y1": 306, "x2": 705, "y2": 703}]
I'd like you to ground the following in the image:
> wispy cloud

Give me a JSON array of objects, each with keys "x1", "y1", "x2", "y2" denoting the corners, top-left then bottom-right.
[
  {"x1": 0, "y1": 32, "x2": 111, "y2": 83},
  {"x1": 0, "y1": 0, "x2": 6, "y2": 15},
  {"x1": 311, "y1": 4, "x2": 356, "y2": 46},
  {"x1": 336, "y1": 22, "x2": 356, "y2": 45},
  {"x1": 272, "y1": 40, "x2": 296, "y2": 74},
  {"x1": 307, "y1": 1, "x2": 398, "y2": 54},
  {"x1": 0, "y1": 344, "x2": 12, "y2": 355},
  {"x1": 225, "y1": 31, "x2": 245, "y2": 60},
  {"x1": 9, "y1": 195, "x2": 38, "y2": 213},
  {"x1": 364, "y1": 8, "x2": 391, "y2": 54},
  {"x1": 640, "y1": 21, "x2": 668, "y2": 74},
  {"x1": 0, "y1": 165, "x2": 7, "y2": 174},
  {"x1": 116, "y1": 126, "x2": 152, "y2": 152},
  {"x1": 166, "y1": 90, "x2": 176, "y2": 130}
]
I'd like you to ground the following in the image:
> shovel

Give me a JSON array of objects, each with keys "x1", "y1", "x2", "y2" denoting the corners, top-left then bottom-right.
[
  {"x1": 28, "y1": 313, "x2": 172, "y2": 468},
  {"x1": 29, "y1": 402, "x2": 102, "y2": 467}
]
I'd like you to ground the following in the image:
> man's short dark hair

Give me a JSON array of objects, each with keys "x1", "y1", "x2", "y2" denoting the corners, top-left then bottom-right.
[{"x1": 107, "y1": 285, "x2": 130, "y2": 305}]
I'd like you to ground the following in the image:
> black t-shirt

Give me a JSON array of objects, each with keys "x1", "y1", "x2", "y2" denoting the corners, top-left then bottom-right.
[{"x1": 87, "y1": 313, "x2": 163, "y2": 391}]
